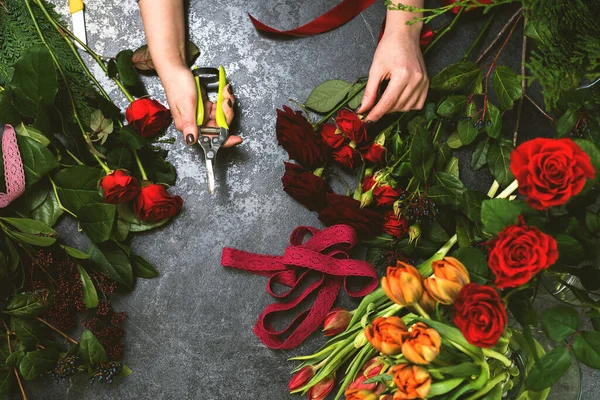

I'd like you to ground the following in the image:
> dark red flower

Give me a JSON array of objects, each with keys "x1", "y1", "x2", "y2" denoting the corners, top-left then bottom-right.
[
  {"x1": 383, "y1": 212, "x2": 409, "y2": 238},
  {"x1": 101, "y1": 170, "x2": 141, "y2": 204},
  {"x1": 364, "y1": 143, "x2": 386, "y2": 165},
  {"x1": 125, "y1": 98, "x2": 172, "y2": 138},
  {"x1": 510, "y1": 138, "x2": 595, "y2": 210},
  {"x1": 318, "y1": 193, "x2": 384, "y2": 239},
  {"x1": 282, "y1": 162, "x2": 332, "y2": 212},
  {"x1": 333, "y1": 145, "x2": 359, "y2": 169},
  {"x1": 319, "y1": 123, "x2": 346, "y2": 149},
  {"x1": 373, "y1": 184, "x2": 400, "y2": 207},
  {"x1": 276, "y1": 106, "x2": 328, "y2": 170},
  {"x1": 133, "y1": 184, "x2": 183, "y2": 221},
  {"x1": 336, "y1": 109, "x2": 368, "y2": 144},
  {"x1": 362, "y1": 176, "x2": 376, "y2": 192}
]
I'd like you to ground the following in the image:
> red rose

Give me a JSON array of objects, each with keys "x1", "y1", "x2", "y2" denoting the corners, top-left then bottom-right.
[
  {"x1": 320, "y1": 123, "x2": 346, "y2": 149},
  {"x1": 282, "y1": 162, "x2": 332, "y2": 212},
  {"x1": 373, "y1": 184, "x2": 400, "y2": 207},
  {"x1": 488, "y1": 217, "x2": 558, "y2": 289},
  {"x1": 364, "y1": 143, "x2": 386, "y2": 165},
  {"x1": 101, "y1": 170, "x2": 141, "y2": 204},
  {"x1": 318, "y1": 193, "x2": 384, "y2": 239},
  {"x1": 276, "y1": 106, "x2": 328, "y2": 170},
  {"x1": 444, "y1": 0, "x2": 493, "y2": 13},
  {"x1": 383, "y1": 212, "x2": 408, "y2": 238},
  {"x1": 453, "y1": 283, "x2": 507, "y2": 348},
  {"x1": 362, "y1": 176, "x2": 376, "y2": 192},
  {"x1": 125, "y1": 98, "x2": 172, "y2": 138},
  {"x1": 333, "y1": 145, "x2": 358, "y2": 169},
  {"x1": 336, "y1": 109, "x2": 368, "y2": 144},
  {"x1": 134, "y1": 184, "x2": 183, "y2": 221},
  {"x1": 510, "y1": 138, "x2": 595, "y2": 210}
]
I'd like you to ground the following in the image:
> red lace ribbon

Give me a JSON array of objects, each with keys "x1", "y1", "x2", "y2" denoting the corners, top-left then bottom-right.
[{"x1": 221, "y1": 225, "x2": 378, "y2": 350}]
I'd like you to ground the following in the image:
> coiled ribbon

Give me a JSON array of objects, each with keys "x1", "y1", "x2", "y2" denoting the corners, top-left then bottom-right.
[{"x1": 0, "y1": 124, "x2": 26, "y2": 208}]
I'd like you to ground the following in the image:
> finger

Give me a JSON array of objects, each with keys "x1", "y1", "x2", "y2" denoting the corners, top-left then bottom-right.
[
  {"x1": 178, "y1": 94, "x2": 199, "y2": 145},
  {"x1": 356, "y1": 68, "x2": 383, "y2": 116},
  {"x1": 222, "y1": 135, "x2": 243, "y2": 148},
  {"x1": 222, "y1": 91, "x2": 236, "y2": 126},
  {"x1": 415, "y1": 86, "x2": 428, "y2": 110},
  {"x1": 365, "y1": 77, "x2": 406, "y2": 122},
  {"x1": 203, "y1": 100, "x2": 214, "y2": 125},
  {"x1": 395, "y1": 72, "x2": 426, "y2": 112}
]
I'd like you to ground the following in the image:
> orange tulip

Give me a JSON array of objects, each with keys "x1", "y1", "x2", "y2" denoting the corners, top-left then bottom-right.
[
  {"x1": 416, "y1": 289, "x2": 437, "y2": 315},
  {"x1": 345, "y1": 389, "x2": 380, "y2": 400},
  {"x1": 390, "y1": 364, "x2": 431, "y2": 399},
  {"x1": 364, "y1": 317, "x2": 407, "y2": 356},
  {"x1": 401, "y1": 322, "x2": 441, "y2": 365},
  {"x1": 424, "y1": 257, "x2": 470, "y2": 304},
  {"x1": 382, "y1": 261, "x2": 424, "y2": 306}
]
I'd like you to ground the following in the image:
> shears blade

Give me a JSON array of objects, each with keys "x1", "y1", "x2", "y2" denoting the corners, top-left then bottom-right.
[{"x1": 206, "y1": 158, "x2": 215, "y2": 194}]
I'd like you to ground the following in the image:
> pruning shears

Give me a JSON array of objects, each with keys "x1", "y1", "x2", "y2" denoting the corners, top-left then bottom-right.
[{"x1": 193, "y1": 66, "x2": 230, "y2": 194}]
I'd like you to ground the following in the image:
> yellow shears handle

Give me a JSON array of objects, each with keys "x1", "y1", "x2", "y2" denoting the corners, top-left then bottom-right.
[
  {"x1": 194, "y1": 66, "x2": 229, "y2": 130},
  {"x1": 69, "y1": 0, "x2": 84, "y2": 14}
]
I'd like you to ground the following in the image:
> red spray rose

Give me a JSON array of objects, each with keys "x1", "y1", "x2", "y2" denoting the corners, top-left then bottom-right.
[
  {"x1": 453, "y1": 283, "x2": 507, "y2": 348},
  {"x1": 333, "y1": 145, "x2": 359, "y2": 169},
  {"x1": 125, "y1": 98, "x2": 172, "y2": 138},
  {"x1": 364, "y1": 143, "x2": 386, "y2": 165},
  {"x1": 101, "y1": 170, "x2": 140, "y2": 204},
  {"x1": 319, "y1": 123, "x2": 346, "y2": 149},
  {"x1": 336, "y1": 109, "x2": 368, "y2": 144},
  {"x1": 282, "y1": 163, "x2": 332, "y2": 212},
  {"x1": 134, "y1": 184, "x2": 183, "y2": 221},
  {"x1": 510, "y1": 138, "x2": 595, "y2": 210},
  {"x1": 383, "y1": 211, "x2": 409, "y2": 238},
  {"x1": 373, "y1": 184, "x2": 401, "y2": 207},
  {"x1": 318, "y1": 193, "x2": 384, "y2": 239},
  {"x1": 488, "y1": 217, "x2": 558, "y2": 289},
  {"x1": 276, "y1": 106, "x2": 328, "y2": 170}
]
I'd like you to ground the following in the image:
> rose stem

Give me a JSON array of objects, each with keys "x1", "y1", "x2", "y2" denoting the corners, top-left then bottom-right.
[
  {"x1": 513, "y1": 21, "x2": 527, "y2": 146},
  {"x1": 134, "y1": 151, "x2": 149, "y2": 181},
  {"x1": 475, "y1": 8, "x2": 523, "y2": 64},
  {"x1": 525, "y1": 94, "x2": 556, "y2": 124},
  {"x1": 35, "y1": 317, "x2": 79, "y2": 345},
  {"x1": 2, "y1": 321, "x2": 28, "y2": 400},
  {"x1": 462, "y1": 11, "x2": 496, "y2": 62},
  {"x1": 65, "y1": 149, "x2": 84, "y2": 166},
  {"x1": 48, "y1": 177, "x2": 78, "y2": 218},
  {"x1": 423, "y1": 7, "x2": 464, "y2": 56}
]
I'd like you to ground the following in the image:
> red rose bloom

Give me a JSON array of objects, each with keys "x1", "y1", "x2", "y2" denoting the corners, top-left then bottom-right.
[
  {"x1": 383, "y1": 212, "x2": 409, "y2": 238},
  {"x1": 488, "y1": 217, "x2": 558, "y2": 288},
  {"x1": 276, "y1": 106, "x2": 328, "y2": 170},
  {"x1": 125, "y1": 98, "x2": 172, "y2": 138},
  {"x1": 134, "y1": 184, "x2": 183, "y2": 221},
  {"x1": 333, "y1": 145, "x2": 358, "y2": 169},
  {"x1": 444, "y1": 0, "x2": 493, "y2": 13},
  {"x1": 364, "y1": 143, "x2": 386, "y2": 165},
  {"x1": 318, "y1": 193, "x2": 384, "y2": 239},
  {"x1": 101, "y1": 170, "x2": 141, "y2": 204},
  {"x1": 373, "y1": 184, "x2": 400, "y2": 207},
  {"x1": 453, "y1": 283, "x2": 507, "y2": 348},
  {"x1": 320, "y1": 123, "x2": 346, "y2": 149},
  {"x1": 510, "y1": 138, "x2": 595, "y2": 210},
  {"x1": 282, "y1": 162, "x2": 332, "y2": 212},
  {"x1": 336, "y1": 109, "x2": 368, "y2": 144}
]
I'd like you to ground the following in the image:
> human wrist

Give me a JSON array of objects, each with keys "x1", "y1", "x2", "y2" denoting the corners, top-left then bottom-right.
[{"x1": 384, "y1": 0, "x2": 424, "y2": 41}]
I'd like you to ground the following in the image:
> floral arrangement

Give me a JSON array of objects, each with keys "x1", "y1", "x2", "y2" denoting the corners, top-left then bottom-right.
[{"x1": 274, "y1": 0, "x2": 600, "y2": 399}]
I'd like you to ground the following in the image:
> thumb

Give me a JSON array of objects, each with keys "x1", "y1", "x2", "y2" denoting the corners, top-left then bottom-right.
[{"x1": 179, "y1": 100, "x2": 199, "y2": 146}]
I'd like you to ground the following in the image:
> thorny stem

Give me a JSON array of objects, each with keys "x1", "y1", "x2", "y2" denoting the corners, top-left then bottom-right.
[
  {"x1": 2, "y1": 320, "x2": 27, "y2": 400},
  {"x1": 35, "y1": 317, "x2": 78, "y2": 345},
  {"x1": 525, "y1": 94, "x2": 556, "y2": 124},
  {"x1": 423, "y1": 7, "x2": 464, "y2": 56},
  {"x1": 476, "y1": 8, "x2": 523, "y2": 64},
  {"x1": 462, "y1": 11, "x2": 496, "y2": 62},
  {"x1": 513, "y1": 21, "x2": 527, "y2": 146}
]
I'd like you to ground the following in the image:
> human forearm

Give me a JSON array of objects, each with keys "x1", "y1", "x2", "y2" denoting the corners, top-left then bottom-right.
[{"x1": 384, "y1": 0, "x2": 424, "y2": 42}]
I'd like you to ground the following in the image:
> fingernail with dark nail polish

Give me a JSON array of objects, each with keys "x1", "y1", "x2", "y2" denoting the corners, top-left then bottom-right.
[
  {"x1": 228, "y1": 85, "x2": 233, "y2": 94},
  {"x1": 186, "y1": 134, "x2": 195, "y2": 145},
  {"x1": 365, "y1": 120, "x2": 374, "y2": 126},
  {"x1": 228, "y1": 99, "x2": 233, "y2": 108}
]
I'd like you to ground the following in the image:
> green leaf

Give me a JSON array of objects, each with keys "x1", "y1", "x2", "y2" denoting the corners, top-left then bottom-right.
[
  {"x1": 4, "y1": 292, "x2": 50, "y2": 317},
  {"x1": 347, "y1": 84, "x2": 365, "y2": 110},
  {"x1": 428, "y1": 378, "x2": 465, "y2": 397},
  {"x1": 0, "y1": 217, "x2": 56, "y2": 236},
  {"x1": 117, "y1": 203, "x2": 169, "y2": 233},
  {"x1": 555, "y1": 234, "x2": 584, "y2": 265},
  {"x1": 54, "y1": 166, "x2": 104, "y2": 215},
  {"x1": 9, "y1": 231, "x2": 56, "y2": 247},
  {"x1": 525, "y1": 346, "x2": 571, "y2": 392},
  {"x1": 471, "y1": 138, "x2": 490, "y2": 170},
  {"x1": 87, "y1": 242, "x2": 134, "y2": 290},
  {"x1": 116, "y1": 50, "x2": 139, "y2": 87},
  {"x1": 61, "y1": 245, "x2": 89, "y2": 260},
  {"x1": 480, "y1": 198, "x2": 521, "y2": 235},
  {"x1": 0, "y1": 369, "x2": 13, "y2": 395},
  {"x1": 457, "y1": 102, "x2": 480, "y2": 145},
  {"x1": 29, "y1": 188, "x2": 62, "y2": 227},
  {"x1": 0, "y1": 89, "x2": 21, "y2": 125},
  {"x1": 573, "y1": 331, "x2": 600, "y2": 369},
  {"x1": 410, "y1": 122, "x2": 435, "y2": 182},
  {"x1": 19, "y1": 348, "x2": 59, "y2": 380},
  {"x1": 15, "y1": 123, "x2": 50, "y2": 147},
  {"x1": 443, "y1": 156, "x2": 459, "y2": 177},
  {"x1": 305, "y1": 80, "x2": 353, "y2": 113},
  {"x1": 132, "y1": 255, "x2": 159, "y2": 279},
  {"x1": 430, "y1": 62, "x2": 481, "y2": 91},
  {"x1": 78, "y1": 203, "x2": 116, "y2": 243},
  {"x1": 586, "y1": 211, "x2": 600, "y2": 234},
  {"x1": 447, "y1": 132, "x2": 463, "y2": 149},
  {"x1": 485, "y1": 103, "x2": 502, "y2": 138},
  {"x1": 119, "y1": 364, "x2": 133, "y2": 378},
  {"x1": 116, "y1": 125, "x2": 146, "y2": 150},
  {"x1": 492, "y1": 66, "x2": 522, "y2": 110},
  {"x1": 106, "y1": 147, "x2": 133, "y2": 170},
  {"x1": 10, "y1": 45, "x2": 58, "y2": 118},
  {"x1": 556, "y1": 107, "x2": 579, "y2": 137},
  {"x1": 16, "y1": 135, "x2": 58, "y2": 187},
  {"x1": 453, "y1": 247, "x2": 489, "y2": 284},
  {"x1": 437, "y1": 95, "x2": 467, "y2": 117},
  {"x1": 541, "y1": 305, "x2": 580, "y2": 342},
  {"x1": 427, "y1": 172, "x2": 466, "y2": 207},
  {"x1": 456, "y1": 215, "x2": 477, "y2": 248},
  {"x1": 77, "y1": 265, "x2": 99, "y2": 309},
  {"x1": 11, "y1": 318, "x2": 42, "y2": 350},
  {"x1": 573, "y1": 139, "x2": 600, "y2": 185},
  {"x1": 78, "y1": 330, "x2": 107, "y2": 366},
  {"x1": 487, "y1": 142, "x2": 514, "y2": 186},
  {"x1": 5, "y1": 350, "x2": 24, "y2": 367}
]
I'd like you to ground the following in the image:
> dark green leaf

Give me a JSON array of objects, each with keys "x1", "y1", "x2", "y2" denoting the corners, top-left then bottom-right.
[
  {"x1": 485, "y1": 102, "x2": 502, "y2": 138},
  {"x1": 116, "y1": 125, "x2": 146, "y2": 150},
  {"x1": 87, "y1": 242, "x2": 134, "y2": 290},
  {"x1": 492, "y1": 66, "x2": 522, "y2": 110},
  {"x1": 132, "y1": 255, "x2": 159, "y2": 279},
  {"x1": 4, "y1": 292, "x2": 50, "y2": 317},
  {"x1": 0, "y1": 369, "x2": 13, "y2": 395},
  {"x1": 9, "y1": 231, "x2": 56, "y2": 247},
  {"x1": 117, "y1": 204, "x2": 169, "y2": 233},
  {"x1": 480, "y1": 198, "x2": 521, "y2": 235},
  {"x1": 107, "y1": 59, "x2": 118, "y2": 79},
  {"x1": 556, "y1": 108, "x2": 579, "y2": 137},
  {"x1": 443, "y1": 156, "x2": 459, "y2": 177},
  {"x1": 541, "y1": 305, "x2": 580, "y2": 341},
  {"x1": 446, "y1": 132, "x2": 463, "y2": 149},
  {"x1": 15, "y1": 123, "x2": 50, "y2": 147},
  {"x1": 116, "y1": 50, "x2": 139, "y2": 87},
  {"x1": 78, "y1": 203, "x2": 116, "y2": 243},
  {"x1": 525, "y1": 346, "x2": 571, "y2": 392},
  {"x1": 0, "y1": 217, "x2": 56, "y2": 236},
  {"x1": 5, "y1": 350, "x2": 24, "y2": 367},
  {"x1": 456, "y1": 215, "x2": 477, "y2": 248},
  {"x1": 78, "y1": 330, "x2": 107, "y2": 366},
  {"x1": 54, "y1": 166, "x2": 104, "y2": 215},
  {"x1": 16, "y1": 135, "x2": 58, "y2": 187},
  {"x1": 410, "y1": 122, "x2": 435, "y2": 182},
  {"x1": 305, "y1": 80, "x2": 353, "y2": 113},
  {"x1": 27, "y1": 186, "x2": 62, "y2": 227},
  {"x1": 573, "y1": 331, "x2": 600, "y2": 369},
  {"x1": 586, "y1": 212, "x2": 600, "y2": 234},
  {"x1": 106, "y1": 147, "x2": 133, "y2": 170},
  {"x1": 19, "y1": 348, "x2": 59, "y2": 380},
  {"x1": 580, "y1": 265, "x2": 600, "y2": 291},
  {"x1": 347, "y1": 83, "x2": 365, "y2": 110},
  {"x1": 0, "y1": 89, "x2": 21, "y2": 125},
  {"x1": 427, "y1": 172, "x2": 466, "y2": 207},
  {"x1": 437, "y1": 95, "x2": 467, "y2": 117},
  {"x1": 430, "y1": 62, "x2": 481, "y2": 91},
  {"x1": 471, "y1": 138, "x2": 490, "y2": 170},
  {"x1": 573, "y1": 139, "x2": 600, "y2": 186},
  {"x1": 453, "y1": 247, "x2": 489, "y2": 284},
  {"x1": 77, "y1": 265, "x2": 99, "y2": 308},
  {"x1": 457, "y1": 102, "x2": 480, "y2": 145},
  {"x1": 487, "y1": 142, "x2": 514, "y2": 186},
  {"x1": 11, "y1": 318, "x2": 42, "y2": 350},
  {"x1": 555, "y1": 234, "x2": 584, "y2": 265}
]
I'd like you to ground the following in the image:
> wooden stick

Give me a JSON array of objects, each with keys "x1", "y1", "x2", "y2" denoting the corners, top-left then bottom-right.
[
  {"x1": 513, "y1": 22, "x2": 528, "y2": 145},
  {"x1": 2, "y1": 321, "x2": 28, "y2": 400},
  {"x1": 476, "y1": 8, "x2": 523, "y2": 64},
  {"x1": 35, "y1": 317, "x2": 78, "y2": 345}
]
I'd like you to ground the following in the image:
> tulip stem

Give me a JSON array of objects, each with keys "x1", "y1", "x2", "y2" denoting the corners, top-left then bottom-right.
[
  {"x1": 134, "y1": 150, "x2": 149, "y2": 181},
  {"x1": 482, "y1": 348, "x2": 513, "y2": 368},
  {"x1": 412, "y1": 303, "x2": 431, "y2": 319},
  {"x1": 495, "y1": 179, "x2": 519, "y2": 199}
]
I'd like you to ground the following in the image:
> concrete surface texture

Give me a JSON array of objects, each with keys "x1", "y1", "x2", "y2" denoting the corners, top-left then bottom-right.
[{"x1": 17, "y1": 0, "x2": 595, "y2": 399}]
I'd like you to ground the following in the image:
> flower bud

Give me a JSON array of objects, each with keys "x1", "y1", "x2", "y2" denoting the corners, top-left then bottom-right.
[
  {"x1": 415, "y1": 289, "x2": 436, "y2": 316},
  {"x1": 346, "y1": 357, "x2": 387, "y2": 394},
  {"x1": 365, "y1": 167, "x2": 374, "y2": 178},
  {"x1": 389, "y1": 364, "x2": 431, "y2": 399},
  {"x1": 307, "y1": 373, "x2": 335, "y2": 400},
  {"x1": 323, "y1": 308, "x2": 351, "y2": 336},
  {"x1": 424, "y1": 257, "x2": 471, "y2": 304},
  {"x1": 361, "y1": 189, "x2": 374, "y2": 208},
  {"x1": 364, "y1": 316, "x2": 407, "y2": 356},
  {"x1": 379, "y1": 395, "x2": 393, "y2": 400},
  {"x1": 288, "y1": 365, "x2": 315, "y2": 392},
  {"x1": 401, "y1": 322, "x2": 441, "y2": 365},
  {"x1": 354, "y1": 330, "x2": 368, "y2": 349},
  {"x1": 345, "y1": 389, "x2": 379, "y2": 400},
  {"x1": 408, "y1": 223, "x2": 421, "y2": 245},
  {"x1": 381, "y1": 261, "x2": 424, "y2": 306}
]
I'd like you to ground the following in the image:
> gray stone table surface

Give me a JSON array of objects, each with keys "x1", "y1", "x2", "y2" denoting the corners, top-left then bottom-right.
[{"x1": 18, "y1": 0, "x2": 597, "y2": 399}]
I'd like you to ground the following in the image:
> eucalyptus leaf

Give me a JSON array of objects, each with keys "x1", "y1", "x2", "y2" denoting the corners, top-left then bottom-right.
[{"x1": 305, "y1": 80, "x2": 353, "y2": 113}]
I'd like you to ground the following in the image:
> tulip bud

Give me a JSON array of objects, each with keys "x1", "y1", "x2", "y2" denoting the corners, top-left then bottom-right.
[
  {"x1": 415, "y1": 288, "x2": 437, "y2": 316},
  {"x1": 361, "y1": 189, "x2": 374, "y2": 208},
  {"x1": 375, "y1": 132, "x2": 386, "y2": 146},
  {"x1": 389, "y1": 364, "x2": 431, "y2": 399},
  {"x1": 307, "y1": 374, "x2": 335, "y2": 400},
  {"x1": 401, "y1": 322, "x2": 441, "y2": 365},
  {"x1": 288, "y1": 365, "x2": 315, "y2": 392},
  {"x1": 354, "y1": 330, "x2": 368, "y2": 349},
  {"x1": 345, "y1": 389, "x2": 380, "y2": 400},
  {"x1": 323, "y1": 308, "x2": 351, "y2": 336},
  {"x1": 364, "y1": 316, "x2": 407, "y2": 356},
  {"x1": 381, "y1": 261, "x2": 424, "y2": 306},
  {"x1": 408, "y1": 223, "x2": 421, "y2": 245},
  {"x1": 424, "y1": 257, "x2": 471, "y2": 304},
  {"x1": 379, "y1": 395, "x2": 393, "y2": 400}
]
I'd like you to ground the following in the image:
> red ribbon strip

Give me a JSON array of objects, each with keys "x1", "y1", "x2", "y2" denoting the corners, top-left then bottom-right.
[{"x1": 221, "y1": 225, "x2": 378, "y2": 350}]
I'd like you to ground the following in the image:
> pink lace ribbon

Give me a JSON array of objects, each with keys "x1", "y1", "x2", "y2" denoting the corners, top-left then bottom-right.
[
  {"x1": 0, "y1": 124, "x2": 26, "y2": 208},
  {"x1": 221, "y1": 224, "x2": 378, "y2": 350}
]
